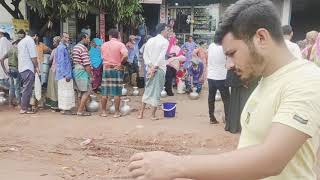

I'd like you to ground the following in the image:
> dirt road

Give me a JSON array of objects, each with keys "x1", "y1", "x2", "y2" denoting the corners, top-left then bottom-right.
[{"x1": 0, "y1": 87, "x2": 318, "y2": 180}]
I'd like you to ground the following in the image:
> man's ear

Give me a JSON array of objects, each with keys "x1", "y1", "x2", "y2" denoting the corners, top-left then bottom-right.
[{"x1": 253, "y1": 28, "x2": 271, "y2": 50}]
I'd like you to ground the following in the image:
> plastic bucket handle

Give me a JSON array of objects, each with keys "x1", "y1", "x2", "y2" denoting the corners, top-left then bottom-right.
[{"x1": 162, "y1": 104, "x2": 177, "y2": 112}]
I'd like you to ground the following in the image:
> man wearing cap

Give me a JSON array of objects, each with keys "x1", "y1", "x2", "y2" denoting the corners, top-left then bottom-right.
[
  {"x1": 17, "y1": 29, "x2": 39, "y2": 114},
  {"x1": 0, "y1": 28, "x2": 12, "y2": 89}
]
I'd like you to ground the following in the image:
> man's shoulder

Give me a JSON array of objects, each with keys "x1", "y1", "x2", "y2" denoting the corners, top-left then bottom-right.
[
  {"x1": 57, "y1": 44, "x2": 64, "y2": 48},
  {"x1": 73, "y1": 43, "x2": 85, "y2": 51},
  {"x1": 285, "y1": 40, "x2": 299, "y2": 48},
  {"x1": 283, "y1": 61, "x2": 320, "y2": 87}
]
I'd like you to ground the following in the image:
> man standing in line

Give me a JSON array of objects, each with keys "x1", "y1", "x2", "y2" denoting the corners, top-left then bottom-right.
[
  {"x1": 0, "y1": 28, "x2": 12, "y2": 89},
  {"x1": 207, "y1": 42, "x2": 230, "y2": 124},
  {"x1": 0, "y1": 38, "x2": 22, "y2": 107},
  {"x1": 137, "y1": 23, "x2": 169, "y2": 120},
  {"x1": 100, "y1": 29, "x2": 128, "y2": 118},
  {"x1": 17, "y1": 30, "x2": 38, "y2": 114},
  {"x1": 56, "y1": 32, "x2": 75, "y2": 115},
  {"x1": 72, "y1": 33, "x2": 92, "y2": 116},
  {"x1": 282, "y1": 25, "x2": 302, "y2": 59},
  {"x1": 128, "y1": 0, "x2": 320, "y2": 179}
]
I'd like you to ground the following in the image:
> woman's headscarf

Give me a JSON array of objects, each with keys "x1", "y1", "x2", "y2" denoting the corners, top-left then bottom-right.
[
  {"x1": 167, "y1": 36, "x2": 177, "y2": 54},
  {"x1": 53, "y1": 36, "x2": 61, "y2": 45},
  {"x1": 167, "y1": 36, "x2": 184, "y2": 56},
  {"x1": 93, "y1": 38, "x2": 102, "y2": 46},
  {"x1": 315, "y1": 33, "x2": 320, "y2": 57}
]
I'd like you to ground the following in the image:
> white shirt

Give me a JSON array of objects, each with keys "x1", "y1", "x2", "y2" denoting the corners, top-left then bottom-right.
[
  {"x1": 285, "y1": 39, "x2": 302, "y2": 59},
  {"x1": 143, "y1": 34, "x2": 169, "y2": 72},
  {"x1": 18, "y1": 35, "x2": 37, "y2": 73},
  {"x1": 207, "y1": 43, "x2": 227, "y2": 80},
  {"x1": 0, "y1": 36, "x2": 12, "y2": 79}
]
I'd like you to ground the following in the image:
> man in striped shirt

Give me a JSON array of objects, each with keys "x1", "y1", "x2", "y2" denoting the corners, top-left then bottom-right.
[{"x1": 72, "y1": 33, "x2": 92, "y2": 116}]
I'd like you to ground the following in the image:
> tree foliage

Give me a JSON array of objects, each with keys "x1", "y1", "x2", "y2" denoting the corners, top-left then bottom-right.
[{"x1": 25, "y1": 0, "x2": 143, "y2": 25}]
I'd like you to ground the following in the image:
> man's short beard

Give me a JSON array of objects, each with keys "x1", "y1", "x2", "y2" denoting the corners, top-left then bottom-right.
[{"x1": 243, "y1": 43, "x2": 264, "y2": 83}]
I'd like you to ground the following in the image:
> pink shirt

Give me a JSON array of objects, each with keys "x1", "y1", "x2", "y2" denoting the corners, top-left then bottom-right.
[{"x1": 101, "y1": 38, "x2": 128, "y2": 66}]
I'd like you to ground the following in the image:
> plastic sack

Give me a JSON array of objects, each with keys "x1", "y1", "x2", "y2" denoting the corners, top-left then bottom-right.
[{"x1": 34, "y1": 73, "x2": 42, "y2": 101}]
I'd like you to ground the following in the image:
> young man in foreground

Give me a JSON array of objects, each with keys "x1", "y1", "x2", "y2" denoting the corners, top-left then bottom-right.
[{"x1": 128, "y1": 0, "x2": 320, "y2": 179}]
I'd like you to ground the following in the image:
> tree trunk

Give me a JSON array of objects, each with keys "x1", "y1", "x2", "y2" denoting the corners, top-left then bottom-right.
[{"x1": 119, "y1": 23, "x2": 124, "y2": 42}]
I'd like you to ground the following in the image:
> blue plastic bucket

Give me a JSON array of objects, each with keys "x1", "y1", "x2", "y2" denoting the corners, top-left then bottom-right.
[{"x1": 162, "y1": 102, "x2": 177, "y2": 118}]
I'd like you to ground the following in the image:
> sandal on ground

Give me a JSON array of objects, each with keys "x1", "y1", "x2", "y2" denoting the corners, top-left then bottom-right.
[
  {"x1": 151, "y1": 117, "x2": 160, "y2": 120},
  {"x1": 61, "y1": 111, "x2": 76, "y2": 115},
  {"x1": 77, "y1": 112, "x2": 91, "y2": 116},
  {"x1": 20, "y1": 110, "x2": 35, "y2": 114},
  {"x1": 113, "y1": 114, "x2": 121, "y2": 118},
  {"x1": 100, "y1": 113, "x2": 108, "y2": 117}
]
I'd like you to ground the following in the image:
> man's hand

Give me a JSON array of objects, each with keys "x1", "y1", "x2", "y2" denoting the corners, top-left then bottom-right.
[
  {"x1": 128, "y1": 151, "x2": 182, "y2": 180},
  {"x1": 114, "y1": 65, "x2": 123, "y2": 71},
  {"x1": 35, "y1": 67, "x2": 40, "y2": 74},
  {"x1": 146, "y1": 67, "x2": 157, "y2": 79},
  {"x1": 0, "y1": 58, "x2": 8, "y2": 76}
]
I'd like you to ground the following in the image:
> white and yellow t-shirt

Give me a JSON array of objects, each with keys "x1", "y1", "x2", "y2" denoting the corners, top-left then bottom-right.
[{"x1": 238, "y1": 60, "x2": 320, "y2": 180}]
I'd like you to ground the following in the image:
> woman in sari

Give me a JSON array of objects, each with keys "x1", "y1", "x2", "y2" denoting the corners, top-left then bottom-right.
[
  {"x1": 89, "y1": 38, "x2": 103, "y2": 92},
  {"x1": 193, "y1": 41, "x2": 208, "y2": 83},
  {"x1": 165, "y1": 36, "x2": 185, "y2": 96},
  {"x1": 310, "y1": 33, "x2": 320, "y2": 66},
  {"x1": 302, "y1": 31, "x2": 318, "y2": 61},
  {"x1": 46, "y1": 36, "x2": 61, "y2": 110}
]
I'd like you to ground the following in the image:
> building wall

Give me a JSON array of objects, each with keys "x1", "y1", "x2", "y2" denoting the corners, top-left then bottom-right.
[
  {"x1": 0, "y1": 0, "x2": 27, "y2": 24},
  {"x1": 220, "y1": 0, "x2": 288, "y2": 25}
]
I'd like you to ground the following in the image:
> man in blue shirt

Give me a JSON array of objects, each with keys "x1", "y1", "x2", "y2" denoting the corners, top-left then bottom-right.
[
  {"x1": 126, "y1": 35, "x2": 142, "y2": 86},
  {"x1": 55, "y1": 32, "x2": 75, "y2": 115}
]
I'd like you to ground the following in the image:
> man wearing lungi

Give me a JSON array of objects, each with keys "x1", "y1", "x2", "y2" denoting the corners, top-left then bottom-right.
[
  {"x1": 72, "y1": 33, "x2": 92, "y2": 116},
  {"x1": 56, "y1": 32, "x2": 75, "y2": 115},
  {"x1": 100, "y1": 29, "x2": 128, "y2": 118},
  {"x1": 138, "y1": 23, "x2": 170, "y2": 120}
]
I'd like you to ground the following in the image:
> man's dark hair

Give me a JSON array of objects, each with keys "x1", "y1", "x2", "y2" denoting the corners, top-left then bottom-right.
[
  {"x1": 188, "y1": 36, "x2": 193, "y2": 39},
  {"x1": 155, "y1": 23, "x2": 168, "y2": 34},
  {"x1": 28, "y1": 31, "x2": 38, "y2": 37},
  {"x1": 282, "y1": 25, "x2": 293, "y2": 36},
  {"x1": 214, "y1": 0, "x2": 284, "y2": 45},
  {"x1": 108, "y1": 29, "x2": 119, "y2": 39},
  {"x1": 199, "y1": 41, "x2": 205, "y2": 46},
  {"x1": 79, "y1": 32, "x2": 89, "y2": 40}
]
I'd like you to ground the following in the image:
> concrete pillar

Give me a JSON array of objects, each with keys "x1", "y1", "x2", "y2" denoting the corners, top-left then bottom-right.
[{"x1": 281, "y1": 0, "x2": 292, "y2": 25}]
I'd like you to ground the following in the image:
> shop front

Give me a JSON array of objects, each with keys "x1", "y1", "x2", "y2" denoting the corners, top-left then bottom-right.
[{"x1": 166, "y1": 0, "x2": 220, "y2": 45}]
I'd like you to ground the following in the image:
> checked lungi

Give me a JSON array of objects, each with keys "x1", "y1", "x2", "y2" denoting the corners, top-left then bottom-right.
[{"x1": 101, "y1": 68, "x2": 124, "y2": 97}]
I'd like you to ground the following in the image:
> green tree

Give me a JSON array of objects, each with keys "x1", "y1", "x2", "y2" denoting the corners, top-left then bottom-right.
[{"x1": 26, "y1": 0, "x2": 142, "y2": 25}]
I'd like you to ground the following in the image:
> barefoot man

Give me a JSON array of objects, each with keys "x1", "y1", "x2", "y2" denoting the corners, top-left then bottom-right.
[
  {"x1": 100, "y1": 29, "x2": 128, "y2": 118},
  {"x1": 138, "y1": 23, "x2": 170, "y2": 120}
]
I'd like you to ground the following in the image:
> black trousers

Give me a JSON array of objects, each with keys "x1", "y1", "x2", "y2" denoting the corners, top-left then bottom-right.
[
  {"x1": 165, "y1": 66, "x2": 177, "y2": 95},
  {"x1": 208, "y1": 79, "x2": 230, "y2": 121}
]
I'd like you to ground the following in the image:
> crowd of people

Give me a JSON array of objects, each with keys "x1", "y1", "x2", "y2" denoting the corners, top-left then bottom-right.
[
  {"x1": 0, "y1": 23, "x2": 210, "y2": 120},
  {"x1": 0, "y1": 2, "x2": 320, "y2": 130},
  {"x1": 128, "y1": 0, "x2": 320, "y2": 179},
  {"x1": 1, "y1": 0, "x2": 320, "y2": 179}
]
